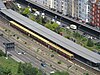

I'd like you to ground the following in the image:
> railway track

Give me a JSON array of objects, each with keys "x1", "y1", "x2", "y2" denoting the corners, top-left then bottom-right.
[
  {"x1": 0, "y1": 26, "x2": 73, "y2": 74},
  {"x1": 0, "y1": 14, "x2": 99, "y2": 75}
]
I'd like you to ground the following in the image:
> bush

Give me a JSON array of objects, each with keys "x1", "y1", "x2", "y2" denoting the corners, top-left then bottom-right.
[
  {"x1": 65, "y1": 36, "x2": 70, "y2": 39},
  {"x1": 87, "y1": 38, "x2": 94, "y2": 47},
  {"x1": 73, "y1": 32, "x2": 81, "y2": 38},
  {"x1": 0, "y1": 50, "x2": 5, "y2": 57},
  {"x1": 17, "y1": 37, "x2": 19, "y2": 39},
  {"x1": 51, "y1": 54, "x2": 54, "y2": 57},
  {"x1": 95, "y1": 42, "x2": 100, "y2": 46},
  {"x1": 58, "y1": 61, "x2": 61, "y2": 64},
  {"x1": 83, "y1": 72, "x2": 89, "y2": 75}
]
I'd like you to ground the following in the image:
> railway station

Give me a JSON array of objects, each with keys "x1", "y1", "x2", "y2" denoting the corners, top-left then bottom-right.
[{"x1": 0, "y1": 9, "x2": 100, "y2": 70}]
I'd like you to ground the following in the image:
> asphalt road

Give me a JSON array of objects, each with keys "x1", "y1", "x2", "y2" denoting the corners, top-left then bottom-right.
[
  {"x1": 0, "y1": 22, "x2": 70, "y2": 74},
  {"x1": 0, "y1": 33, "x2": 54, "y2": 74}
]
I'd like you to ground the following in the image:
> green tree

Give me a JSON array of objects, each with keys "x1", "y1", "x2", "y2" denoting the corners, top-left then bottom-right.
[
  {"x1": 0, "y1": 50, "x2": 5, "y2": 57},
  {"x1": 22, "y1": 7, "x2": 30, "y2": 15},
  {"x1": 45, "y1": 22, "x2": 59, "y2": 32},
  {"x1": 0, "y1": 65, "x2": 12, "y2": 75},
  {"x1": 73, "y1": 31, "x2": 81, "y2": 38},
  {"x1": 35, "y1": 15, "x2": 43, "y2": 25},
  {"x1": 58, "y1": 61, "x2": 61, "y2": 64},
  {"x1": 17, "y1": 63, "x2": 42, "y2": 75},
  {"x1": 17, "y1": 62, "x2": 22, "y2": 73},
  {"x1": 83, "y1": 72, "x2": 89, "y2": 75},
  {"x1": 87, "y1": 38, "x2": 94, "y2": 47},
  {"x1": 29, "y1": 14, "x2": 36, "y2": 21},
  {"x1": 42, "y1": 17, "x2": 48, "y2": 24}
]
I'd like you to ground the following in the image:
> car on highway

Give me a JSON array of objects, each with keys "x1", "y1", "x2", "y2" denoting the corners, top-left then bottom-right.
[
  {"x1": 21, "y1": 52, "x2": 26, "y2": 54},
  {"x1": 17, "y1": 52, "x2": 22, "y2": 55},
  {"x1": 41, "y1": 62, "x2": 46, "y2": 67},
  {"x1": 17, "y1": 52, "x2": 26, "y2": 55},
  {"x1": 50, "y1": 71, "x2": 55, "y2": 74}
]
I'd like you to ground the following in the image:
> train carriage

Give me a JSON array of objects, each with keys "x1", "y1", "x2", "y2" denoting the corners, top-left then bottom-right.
[{"x1": 9, "y1": 21, "x2": 74, "y2": 59}]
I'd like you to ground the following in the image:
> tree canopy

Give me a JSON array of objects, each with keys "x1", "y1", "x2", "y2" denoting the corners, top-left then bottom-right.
[
  {"x1": 87, "y1": 38, "x2": 94, "y2": 47},
  {"x1": 0, "y1": 65, "x2": 12, "y2": 75}
]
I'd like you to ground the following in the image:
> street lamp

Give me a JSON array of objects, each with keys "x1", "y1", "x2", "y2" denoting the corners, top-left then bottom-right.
[
  {"x1": 43, "y1": 10, "x2": 46, "y2": 13},
  {"x1": 59, "y1": 14, "x2": 64, "y2": 27}
]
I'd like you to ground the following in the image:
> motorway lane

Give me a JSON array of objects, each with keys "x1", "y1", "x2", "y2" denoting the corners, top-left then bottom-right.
[
  {"x1": 26, "y1": 38, "x2": 99, "y2": 75},
  {"x1": 0, "y1": 21, "x2": 69, "y2": 71},
  {"x1": 0, "y1": 35, "x2": 94, "y2": 75},
  {"x1": 0, "y1": 26, "x2": 77, "y2": 74},
  {"x1": 0, "y1": 29, "x2": 94, "y2": 75},
  {"x1": 0, "y1": 28, "x2": 69, "y2": 72},
  {"x1": 0, "y1": 35, "x2": 54, "y2": 74}
]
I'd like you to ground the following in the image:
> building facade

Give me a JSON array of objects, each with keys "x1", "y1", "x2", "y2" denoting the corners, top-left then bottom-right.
[
  {"x1": 78, "y1": 0, "x2": 89, "y2": 22},
  {"x1": 28, "y1": 0, "x2": 100, "y2": 28},
  {"x1": 89, "y1": 0, "x2": 100, "y2": 28}
]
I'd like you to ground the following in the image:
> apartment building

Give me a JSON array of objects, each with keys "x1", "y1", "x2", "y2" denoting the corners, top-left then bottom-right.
[
  {"x1": 46, "y1": 0, "x2": 55, "y2": 9},
  {"x1": 30, "y1": 0, "x2": 47, "y2": 6},
  {"x1": 65, "y1": 0, "x2": 74, "y2": 17},
  {"x1": 57, "y1": 0, "x2": 68, "y2": 15},
  {"x1": 89, "y1": 0, "x2": 100, "y2": 28},
  {"x1": 74, "y1": 0, "x2": 78, "y2": 18},
  {"x1": 78, "y1": 0, "x2": 89, "y2": 22},
  {"x1": 24, "y1": 0, "x2": 100, "y2": 29}
]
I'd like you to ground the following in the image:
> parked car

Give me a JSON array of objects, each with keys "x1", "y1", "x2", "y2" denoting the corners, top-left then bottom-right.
[{"x1": 70, "y1": 24, "x2": 77, "y2": 30}]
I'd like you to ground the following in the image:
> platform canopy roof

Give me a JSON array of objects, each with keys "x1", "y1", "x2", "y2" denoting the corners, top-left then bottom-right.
[{"x1": 1, "y1": 9, "x2": 100, "y2": 63}]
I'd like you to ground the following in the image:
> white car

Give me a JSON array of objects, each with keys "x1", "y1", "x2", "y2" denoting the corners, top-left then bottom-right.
[
  {"x1": 16, "y1": 3, "x2": 21, "y2": 9},
  {"x1": 56, "y1": 21, "x2": 61, "y2": 25},
  {"x1": 50, "y1": 71, "x2": 55, "y2": 74},
  {"x1": 18, "y1": 52, "x2": 22, "y2": 55},
  {"x1": 17, "y1": 52, "x2": 26, "y2": 55},
  {"x1": 70, "y1": 24, "x2": 77, "y2": 30},
  {"x1": 66, "y1": 26, "x2": 70, "y2": 29}
]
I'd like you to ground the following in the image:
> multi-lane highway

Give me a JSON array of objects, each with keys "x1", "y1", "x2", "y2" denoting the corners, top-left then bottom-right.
[
  {"x1": 0, "y1": 18, "x2": 73, "y2": 74},
  {"x1": 0, "y1": 31, "x2": 55, "y2": 74}
]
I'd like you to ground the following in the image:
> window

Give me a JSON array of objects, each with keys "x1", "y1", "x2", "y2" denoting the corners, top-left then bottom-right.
[
  {"x1": 93, "y1": 4, "x2": 95, "y2": 7},
  {"x1": 97, "y1": 19, "x2": 99, "y2": 22},
  {"x1": 92, "y1": 12, "x2": 94, "y2": 15},
  {"x1": 93, "y1": 17, "x2": 95, "y2": 20},
  {"x1": 92, "y1": 21, "x2": 94, "y2": 24},
  {"x1": 97, "y1": 14, "x2": 99, "y2": 17},
  {"x1": 98, "y1": 10, "x2": 100, "y2": 13},
  {"x1": 98, "y1": 6, "x2": 100, "y2": 9},
  {"x1": 93, "y1": 8, "x2": 95, "y2": 11},
  {"x1": 97, "y1": 23, "x2": 99, "y2": 26}
]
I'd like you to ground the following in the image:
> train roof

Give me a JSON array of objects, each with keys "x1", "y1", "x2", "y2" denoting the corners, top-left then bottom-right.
[
  {"x1": 0, "y1": 0, "x2": 6, "y2": 9},
  {"x1": 0, "y1": 9, "x2": 100, "y2": 63}
]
